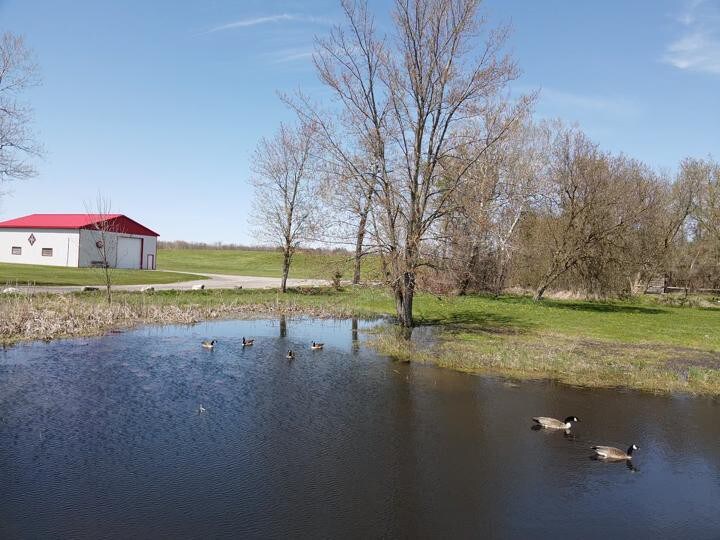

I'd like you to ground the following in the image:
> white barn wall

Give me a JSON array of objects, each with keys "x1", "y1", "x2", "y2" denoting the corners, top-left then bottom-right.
[
  {"x1": 143, "y1": 236, "x2": 157, "y2": 269},
  {"x1": 0, "y1": 228, "x2": 80, "y2": 267},
  {"x1": 78, "y1": 229, "x2": 157, "y2": 269},
  {"x1": 78, "y1": 229, "x2": 118, "y2": 268}
]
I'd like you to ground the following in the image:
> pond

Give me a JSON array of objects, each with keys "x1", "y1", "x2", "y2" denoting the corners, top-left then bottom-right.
[{"x1": 1, "y1": 318, "x2": 719, "y2": 538}]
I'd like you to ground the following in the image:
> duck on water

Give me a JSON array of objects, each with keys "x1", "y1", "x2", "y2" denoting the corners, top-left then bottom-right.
[{"x1": 532, "y1": 416, "x2": 580, "y2": 430}]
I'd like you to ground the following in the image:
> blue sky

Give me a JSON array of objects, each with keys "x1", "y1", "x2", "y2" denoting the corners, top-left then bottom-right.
[{"x1": 1, "y1": 0, "x2": 718, "y2": 243}]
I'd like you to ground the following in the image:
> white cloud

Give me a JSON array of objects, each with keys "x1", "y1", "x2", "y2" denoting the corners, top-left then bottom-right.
[
  {"x1": 664, "y1": 0, "x2": 720, "y2": 75},
  {"x1": 665, "y1": 32, "x2": 720, "y2": 73},
  {"x1": 207, "y1": 14, "x2": 332, "y2": 33}
]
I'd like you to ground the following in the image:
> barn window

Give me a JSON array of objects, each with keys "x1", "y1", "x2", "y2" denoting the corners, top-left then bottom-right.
[
  {"x1": 41, "y1": 248, "x2": 53, "y2": 257},
  {"x1": 11, "y1": 246, "x2": 21, "y2": 255}
]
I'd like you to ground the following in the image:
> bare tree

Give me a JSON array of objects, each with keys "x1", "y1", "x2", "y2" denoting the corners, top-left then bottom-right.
[
  {"x1": 250, "y1": 123, "x2": 321, "y2": 292},
  {"x1": 314, "y1": 158, "x2": 378, "y2": 284},
  {"x1": 668, "y1": 157, "x2": 720, "y2": 292},
  {"x1": 523, "y1": 124, "x2": 662, "y2": 300},
  {"x1": 302, "y1": 0, "x2": 528, "y2": 327},
  {"x1": 623, "y1": 167, "x2": 697, "y2": 295},
  {"x1": 0, "y1": 32, "x2": 41, "y2": 188},
  {"x1": 689, "y1": 157, "x2": 720, "y2": 244},
  {"x1": 442, "y1": 117, "x2": 540, "y2": 295},
  {"x1": 84, "y1": 195, "x2": 122, "y2": 304}
]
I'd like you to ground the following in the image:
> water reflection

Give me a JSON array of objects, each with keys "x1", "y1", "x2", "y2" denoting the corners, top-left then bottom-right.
[
  {"x1": 0, "y1": 318, "x2": 718, "y2": 539},
  {"x1": 351, "y1": 317, "x2": 359, "y2": 352}
]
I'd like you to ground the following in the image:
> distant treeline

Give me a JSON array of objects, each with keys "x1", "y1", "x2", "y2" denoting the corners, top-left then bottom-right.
[{"x1": 158, "y1": 240, "x2": 352, "y2": 256}]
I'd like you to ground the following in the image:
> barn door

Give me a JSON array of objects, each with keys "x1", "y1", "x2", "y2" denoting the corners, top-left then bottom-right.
[
  {"x1": 147, "y1": 254, "x2": 155, "y2": 270},
  {"x1": 116, "y1": 237, "x2": 142, "y2": 269}
]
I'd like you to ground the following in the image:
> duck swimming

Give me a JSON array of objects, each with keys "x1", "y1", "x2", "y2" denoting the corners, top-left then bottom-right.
[
  {"x1": 592, "y1": 444, "x2": 638, "y2": 460},
  {"x1": 532, "y1": 416, "x2": 580, "y2": 430}
]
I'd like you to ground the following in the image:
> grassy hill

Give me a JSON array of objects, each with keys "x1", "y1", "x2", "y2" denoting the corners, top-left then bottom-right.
[
  {"x1": 0, "y1": 262, "x2": 203, "y2": 286},
  {"x1": 157, "y1": 248, "x2": 381, "y2": 280}
]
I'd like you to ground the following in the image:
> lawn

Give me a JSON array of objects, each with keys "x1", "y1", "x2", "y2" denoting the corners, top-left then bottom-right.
[
  {"x1": 157, "y1": 248, "x2": 382, "y2": 280},
  {"x1": 0, "y1": 262, "x2": 204, "y2": 286}
]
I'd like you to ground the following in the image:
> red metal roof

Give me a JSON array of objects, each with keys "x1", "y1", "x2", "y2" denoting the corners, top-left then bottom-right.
[{"x1": 0, "y1": 214, "x2": 159, "y2": 236}]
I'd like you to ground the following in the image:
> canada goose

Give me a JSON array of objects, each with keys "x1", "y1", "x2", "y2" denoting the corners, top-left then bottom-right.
[
  {"x1": 311, "y1": 341, "x2": 324, "y2": 350},
  {"x1": 198, "y1": 404, "x2": 206, "y2": 414},
  {"x1": 286, "y1": 350, "x2": 295, "y2": 360},
  {"x1": 242, "y1": 337, "x2": 255, "y2": 347},
  {"x1": 592, "y1": 444, "x2": 638, "y2": 460},
  {"x1": 532, "y1": 416, "x2": 580, "y2": 430},
  {"x1": 201, "y1": 340, "x2": 216, "y2": 349}
]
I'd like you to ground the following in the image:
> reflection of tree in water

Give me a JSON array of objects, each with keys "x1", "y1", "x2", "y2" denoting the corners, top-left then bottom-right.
[
  {"x1": 351, "y1": 318, "x2": 359, "y2": 352},
  {"x1": 279, "y1": 315, "x2": 287, "y2": 338}
]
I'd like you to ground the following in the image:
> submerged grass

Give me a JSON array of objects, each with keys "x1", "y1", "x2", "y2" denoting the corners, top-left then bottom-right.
[
  {"x1": 0, "y1": 288, "x2": 367, "y2": 344},
  {"x1": 2, "y1": 286, "x2": 718, "y2": 395}
]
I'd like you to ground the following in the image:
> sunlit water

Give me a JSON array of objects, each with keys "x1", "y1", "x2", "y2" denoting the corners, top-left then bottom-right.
[{"x1": 1, "y1": 318, "x2": 719, "y2": 539}]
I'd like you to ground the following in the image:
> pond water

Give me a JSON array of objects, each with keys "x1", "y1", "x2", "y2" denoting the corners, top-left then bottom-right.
[{"x1": 1, "y1": 318, "x2": 719, "y2": 539}]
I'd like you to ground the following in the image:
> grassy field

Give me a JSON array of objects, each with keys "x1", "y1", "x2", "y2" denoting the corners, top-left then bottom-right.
[
  {"x1": 2, "y1": 284, "x2": 718, "y2": 394},
  {"x1": 157, "y1": 248, "x2": 382, "y2": 280},
  {"x1": 0, "y1": 262, "x2": 204, "y2": 286}
]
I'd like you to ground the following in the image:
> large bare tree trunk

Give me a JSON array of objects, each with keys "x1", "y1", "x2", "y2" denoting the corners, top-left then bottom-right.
[
  {"x1": 281, "y1": 248, "x2": 291, "y2": 293},
  {"x1": 394, "y1": 270, "x2": 415, "y2": 328},
  {"x1": 353, "y1": 207, "x2": 370, "y2": 285},
  {"x1": 103, "y1": 267, "x2": 112, "y2": 304},
  {"x1": 458, "y1": 243, "x2": 480, "y2": 295},
  {"x1": 533, "y1": 285, "x2": 547, "y2": 302}
]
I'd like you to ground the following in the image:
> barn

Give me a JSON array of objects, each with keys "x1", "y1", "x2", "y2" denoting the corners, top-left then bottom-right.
[{"x1": 0, "y1": 214, "x2": 159, "y2": 269}]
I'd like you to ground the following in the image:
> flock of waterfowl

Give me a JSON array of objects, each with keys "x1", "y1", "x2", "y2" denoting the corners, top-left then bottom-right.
[
  {"x1": 532, "y1": 415, "x2": 639, "y2": 462},
  {"x1": 197, "y1": 337, "x2": 324, "y2": 414},
  {"x1": 200, "y1": 337, "x2": 324, "y2": 359},
  {"x1": 198, "y1": 339, "x2": 637, "y2": 462}
]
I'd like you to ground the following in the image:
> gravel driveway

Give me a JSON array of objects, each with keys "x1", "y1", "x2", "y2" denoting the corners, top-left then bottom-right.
[{"x1": 9, "y1": 272, "x2": 329, "y2": 294}]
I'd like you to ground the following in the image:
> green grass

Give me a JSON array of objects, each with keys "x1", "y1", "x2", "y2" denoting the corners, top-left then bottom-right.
[
  {"x1": 409, "y1": 294, "x2": 720, "y2": 350},
  {"x1": 0, "y1": 262, "x2": 204, "y2": 286},
  {"x1": 379, "y1": 292, "x2": 720, "y2": 394},
  {"x1": 157, "y1": 248, "x2": 381, "y2": 280}
]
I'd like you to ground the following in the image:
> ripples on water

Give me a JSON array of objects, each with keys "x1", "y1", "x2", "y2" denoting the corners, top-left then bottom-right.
[{"x1": 1, "y1": 318, "x2": 719, "y2": 539}]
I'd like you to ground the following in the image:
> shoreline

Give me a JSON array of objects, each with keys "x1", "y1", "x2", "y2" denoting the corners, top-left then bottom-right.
[
  {"x1": 2, "y1": 287, "x2": 719, "y2": 396},
  {"x1": 0, "y1": 291, "x2": 360, "y2": 346},
  {"x1": 372, "y1": 329, "x2": 720, "y2": 396}
]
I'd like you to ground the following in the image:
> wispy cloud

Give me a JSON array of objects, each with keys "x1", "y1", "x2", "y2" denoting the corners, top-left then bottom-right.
[
  {"x1": 663, "y1": 0, "x2": 720, "y2": 75},
  {"x1": 207, "y1": 13, "x2": 332, "y2": 33},
  {"x1": 269, "y1": 48, "x2": 314, "y2": 64},
  {"x1": 535, "y1": 87, "x2": 640, "y2": 117}
]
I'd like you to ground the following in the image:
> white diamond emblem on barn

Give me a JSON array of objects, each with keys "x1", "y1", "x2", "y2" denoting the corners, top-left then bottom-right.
[{"x1": 28, "y1": 233, "x2": 36, "y2": 245}]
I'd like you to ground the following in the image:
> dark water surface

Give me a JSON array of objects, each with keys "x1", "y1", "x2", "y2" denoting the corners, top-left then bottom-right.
[{"x1": 1, "y1": 318, "x2": 719, "y2": 539}]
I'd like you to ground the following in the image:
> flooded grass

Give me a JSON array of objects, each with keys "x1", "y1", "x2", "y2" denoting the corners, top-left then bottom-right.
[
  {"x1": 2, "y1": 286, "x2": 719, "y2": 394},
  {"x1": 372, "y1": 328, "x2": 720, "y2": 395},
  {"x1": 0, "y1": 289, "x2": 363, "y2": 344}
]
